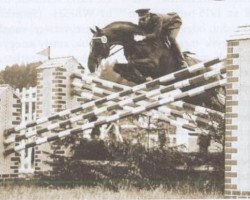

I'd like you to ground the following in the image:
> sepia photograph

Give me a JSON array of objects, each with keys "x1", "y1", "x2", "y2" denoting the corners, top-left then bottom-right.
[{"x1": 0, "y1": 0, "x2": 250, "y2": 199}]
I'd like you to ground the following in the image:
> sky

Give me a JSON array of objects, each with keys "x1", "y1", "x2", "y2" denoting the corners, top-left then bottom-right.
[{"x1": 0, "y1": 0, "x2": 250, "y2": 70}]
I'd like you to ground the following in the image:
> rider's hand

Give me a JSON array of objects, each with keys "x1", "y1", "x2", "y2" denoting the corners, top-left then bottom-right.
[{"x1": 134, "y1": 35, "x2": 146, "y2": 42}]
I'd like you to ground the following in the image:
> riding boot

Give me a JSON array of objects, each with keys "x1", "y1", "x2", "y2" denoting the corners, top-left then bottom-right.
[{"x1": 169, "y1": 37, "x2": 187, "y2": 67}]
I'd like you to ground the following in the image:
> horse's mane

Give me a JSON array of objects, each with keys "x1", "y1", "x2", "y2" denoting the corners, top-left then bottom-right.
[
  {"x1": 103, "y1": 21, "x2": 141, "y2": 34},
  {"x1": 104, "y1": 21, "x2": 138, "y2": 29}
]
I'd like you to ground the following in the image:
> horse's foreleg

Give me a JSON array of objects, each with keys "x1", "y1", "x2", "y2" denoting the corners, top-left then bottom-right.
[{"x1": 113, "y1": 63, "x2": 146, "y2": 84}]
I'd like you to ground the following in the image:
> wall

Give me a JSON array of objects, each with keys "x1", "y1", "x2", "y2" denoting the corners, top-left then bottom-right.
[
  {"x1": 34, "y1": 57, "x2": 84, "y2": 175},
  {"x1": 0, "y1": 85, "x2": 21, "y2": 179},
  {"x1": 225, "y1": 25, "x2": 250, "y2": 198}
]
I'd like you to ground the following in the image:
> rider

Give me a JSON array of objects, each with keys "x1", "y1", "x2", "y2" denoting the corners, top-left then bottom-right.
[{"x1": 135, "y1": 8, "x2": 187, "y2": 67}]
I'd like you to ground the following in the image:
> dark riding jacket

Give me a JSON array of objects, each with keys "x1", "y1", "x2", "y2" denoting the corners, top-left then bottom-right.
[{"x1": 143, "y1": 12, "x2": 182, "y2": 40}]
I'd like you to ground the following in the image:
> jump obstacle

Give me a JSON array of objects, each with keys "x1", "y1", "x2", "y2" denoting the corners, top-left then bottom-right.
[
  {"x1": 1, "y1": 25, "x2": 250, "y2": 198},
  {"x1": 0, "y1": 56, "x2": 224, "y2": 179},
  {"x1": 3, "y1": 58, "x2": 223, "y2": 151},
  {"x1": 71, "y1": 80, "x2": 223, "y2": 134},
  {"x1": 0, "y1": 56, "x2": 225, "y2": 182}
]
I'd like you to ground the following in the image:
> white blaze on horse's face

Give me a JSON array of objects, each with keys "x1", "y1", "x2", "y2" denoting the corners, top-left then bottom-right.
[{"x1": 89, "y1": 41, "x2": 93, "y2": 53}]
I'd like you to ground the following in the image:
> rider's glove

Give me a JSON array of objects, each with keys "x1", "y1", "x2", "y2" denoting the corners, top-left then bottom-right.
[{"x1": 134, "y1": 35, "x2": 146, "y2": 42}]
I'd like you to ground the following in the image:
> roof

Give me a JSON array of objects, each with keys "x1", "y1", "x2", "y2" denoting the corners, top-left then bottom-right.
[
  {"x1": 0, "y1": 84, "x2": 20, "y2": 98},
  {"x1": 37, "y1": 56, "x2": 83, "y2": 70},
  {"x1": 228, "y1": 25, "x2": 250, "y2": 41}
]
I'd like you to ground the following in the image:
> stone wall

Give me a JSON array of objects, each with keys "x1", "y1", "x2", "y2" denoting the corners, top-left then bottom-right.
[
  {"x1": 0, "y1": 85, "x2": 21, "y2": 180},
  {"x1": 225, "y1": 25, "x2": 250, "y2": 198},
  {"x1": 34, "y1": 57, "x2": 84, "y2": 176}
]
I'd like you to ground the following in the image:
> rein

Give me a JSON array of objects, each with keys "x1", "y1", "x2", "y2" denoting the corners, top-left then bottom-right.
[
  {"x1": 108, "y1": 46, "x2": 123, "y2": 58},
  {"x1": 92, "y1": 36, "x2": 123, "y2": 58}
]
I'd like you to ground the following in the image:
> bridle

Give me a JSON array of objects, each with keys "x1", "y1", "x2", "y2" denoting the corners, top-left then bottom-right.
[{"x1": 90, "y1": 35, "x2": 123, "y2": 58}]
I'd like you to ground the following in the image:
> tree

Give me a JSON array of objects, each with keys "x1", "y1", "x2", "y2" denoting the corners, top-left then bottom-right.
[{"x1": 0, "y1": 61, "x2": 42, "y2": 89}]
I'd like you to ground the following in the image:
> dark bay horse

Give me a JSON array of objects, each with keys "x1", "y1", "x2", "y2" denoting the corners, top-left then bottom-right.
[
  {"x1": 86, "y1": 21, "x2": 225, "y2": 141},
  {"x1": 87, "y1": 21, "x2": 224, "y2": 110},
  {"x1": 88, "y1": 21, "x2": 187, "y2": 84}
]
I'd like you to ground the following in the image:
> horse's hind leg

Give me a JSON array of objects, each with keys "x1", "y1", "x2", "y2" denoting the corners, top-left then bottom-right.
[{"x1": 113, "y1": 63, "x2": 146, "y2": 84}]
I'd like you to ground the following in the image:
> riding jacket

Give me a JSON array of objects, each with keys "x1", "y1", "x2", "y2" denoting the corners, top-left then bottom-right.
[{"x1": 143, "y1": 12, "x2": 182, "y2": 40}]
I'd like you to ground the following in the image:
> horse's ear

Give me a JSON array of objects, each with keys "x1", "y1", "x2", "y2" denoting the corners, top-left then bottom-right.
[
  {"x1": 95, "y1": 26, "x2": 102, "y2": 33},
  {"x1": 90, "y1": 27, "x2": 96, "y2": 34}
]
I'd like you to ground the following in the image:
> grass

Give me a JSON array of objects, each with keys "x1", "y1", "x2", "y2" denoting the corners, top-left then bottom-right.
[{"x1": 0, "y1": 183, "x2": 223, "y2": 199}]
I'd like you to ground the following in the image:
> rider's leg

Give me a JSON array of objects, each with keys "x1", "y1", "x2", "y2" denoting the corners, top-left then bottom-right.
[{"x1": 168, "y1": 26, "x2": 188, "y2": 67}]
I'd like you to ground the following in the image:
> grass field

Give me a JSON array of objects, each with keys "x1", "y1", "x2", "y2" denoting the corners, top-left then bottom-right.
[{"x1": 0, "y1": 184, "x2": 223, "y2": 199}]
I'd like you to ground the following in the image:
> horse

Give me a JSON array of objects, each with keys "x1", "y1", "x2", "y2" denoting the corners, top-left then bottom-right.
[
  {"x1": 87, "y1": 21, "x2": 224, "y2": 110},
  {"x1": 87, "y1": 21, "x2": 188, "y2": 84},
  {"x1": 86, "y1": 22, "x2": 225, "y2": 153}
]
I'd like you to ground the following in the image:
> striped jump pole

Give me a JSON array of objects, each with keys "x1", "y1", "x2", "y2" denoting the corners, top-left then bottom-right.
[
  {"x1": 73, "y1": 80, "x2": 224, "y2": 117},
  {"x1": 72, "y1": 86, "x2": 220, "y2": 130},
  {"x1": 72, "y1": 59, "x2": 223, "y2": 93},
  {"x1": 172, "y1": 101, "x2": 224, "y2": 117},
  {"x1": 72, "y1": 81, "x2": 217, "y2": 127},
  {"x1": 135, "y1": 99, "x2": 218, "y2": 127},
  {"x1": 73, "y1": 65, "x2": 225, "y2": 117},
  {"x1": 4, "y1": 58, "x2": 220, "y2": 137},
  {"x1": 4, "y1": 78, "x2": 226, "y2": 156},
  {"x1": 125, "y1": 105, "x2": 207, "y2": 133},
  {"x1": 144, "y1": 110, "x2": 209, "y2": 135},
  {"x1": 73, "y1": 65, "x2": 225, "y2": 121},
  {"x1": 73, "y1": 77, "x2": 221, "y2": 125},
  {"x1": 72, "y1": 88, "x2": 202, "y2": 133},
  {"x1": 4, "y1": 63, "x2": 224, "y2": 145}
]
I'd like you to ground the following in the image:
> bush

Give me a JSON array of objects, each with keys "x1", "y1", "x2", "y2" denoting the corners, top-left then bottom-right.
[{"x1": 39, "y1": 136, "x2": 224, "y2": 192}]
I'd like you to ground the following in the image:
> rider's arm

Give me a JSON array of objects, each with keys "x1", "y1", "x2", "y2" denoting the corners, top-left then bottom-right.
[{"x1": 145, "y1": 15, "x2": 163, "y2": 40}]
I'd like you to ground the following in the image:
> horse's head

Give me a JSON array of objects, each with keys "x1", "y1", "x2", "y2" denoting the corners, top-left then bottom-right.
[{"x1": 88, "y1": 26, "x2": 110, "y2": 73}]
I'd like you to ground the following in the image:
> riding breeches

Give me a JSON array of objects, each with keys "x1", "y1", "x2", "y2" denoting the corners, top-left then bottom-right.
[{"x1": 163, "y1": 22, "x2": 185, "y2": 64}]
